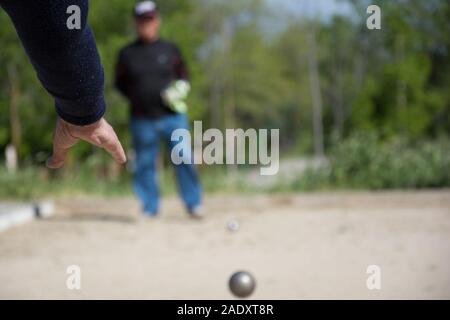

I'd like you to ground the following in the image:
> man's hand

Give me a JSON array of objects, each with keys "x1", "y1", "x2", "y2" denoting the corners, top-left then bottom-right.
[{"x1": 46, "y1": 117, "x2": 127, "y2": 169}]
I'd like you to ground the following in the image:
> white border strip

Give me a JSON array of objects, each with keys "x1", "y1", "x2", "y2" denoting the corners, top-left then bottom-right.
[{"x1": 0, "y1": 200, "x2": 55, "y2": 232}]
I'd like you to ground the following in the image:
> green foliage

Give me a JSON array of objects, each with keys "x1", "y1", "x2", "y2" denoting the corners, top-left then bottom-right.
[
  {"x1": 350, "y1": 0, "x2": 450, "y2": 138},
  {"x1": 293, "y1": 134, "x2": 450, "y2": 190}
]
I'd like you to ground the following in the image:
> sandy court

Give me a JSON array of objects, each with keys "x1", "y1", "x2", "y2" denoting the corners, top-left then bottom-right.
[{"x1": 0, "y1": 191, "x2": 449, "y2": 299}]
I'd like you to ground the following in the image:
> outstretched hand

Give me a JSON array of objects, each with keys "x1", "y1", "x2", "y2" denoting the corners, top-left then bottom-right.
[{"x1": 46, "y1": 117, "x2": 127, "y2": 169}]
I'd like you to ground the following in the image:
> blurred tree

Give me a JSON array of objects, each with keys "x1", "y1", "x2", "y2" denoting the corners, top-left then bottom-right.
[
  {"x1": 348, "y1": 0, "x2": 449, "y2": 138},
  {"x1": 0, "y1": 0, "x2": 448, "y2": 175}
]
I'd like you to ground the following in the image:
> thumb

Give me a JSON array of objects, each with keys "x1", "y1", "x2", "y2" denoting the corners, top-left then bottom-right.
[{"x1": 46, "y1": 150, "x2": 69, "y2": 169}]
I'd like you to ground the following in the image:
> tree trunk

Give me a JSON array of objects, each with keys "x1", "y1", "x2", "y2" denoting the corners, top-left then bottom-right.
[
  {"x1": 396, "y1": 35, "x2": 407, "y2": 109},
  {"x1": 210, "y1": 78, "x2": 221, "y2": 129},
  {"x1": 307, "y1": 29, "x2": 325, "y2": 157},
  {"x1": 221, "y1": 20, "x2": 238, "y2": 173},
  {"x1": 332, "y1": 64, "x2": 345, "y2": 139},
  {"x1": 7, "y1": 64, "x2": 21, "y2": 167},
  {"x1": 206, "y1": 9, "x2": 222, "y2": 130}
]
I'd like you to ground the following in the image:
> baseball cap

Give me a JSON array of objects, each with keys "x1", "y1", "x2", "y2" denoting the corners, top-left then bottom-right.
[{"x1": 134, "y1": 1, "x2": 158, "y2": 19}]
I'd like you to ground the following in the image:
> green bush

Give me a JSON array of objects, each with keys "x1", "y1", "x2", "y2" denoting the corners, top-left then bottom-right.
[{"x1": 294, "y1": 134, "x2": 450, "y2": 190}]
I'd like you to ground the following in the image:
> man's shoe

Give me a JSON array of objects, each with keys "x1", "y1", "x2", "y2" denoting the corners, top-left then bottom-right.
[{"x1": 188, "y1": 206, "x2": 205, "y2": 220}]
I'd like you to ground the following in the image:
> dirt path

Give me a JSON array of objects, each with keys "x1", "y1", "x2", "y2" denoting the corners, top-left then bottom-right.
[{"x1": 0, "y1": 191, "x2": 449, "y2": 299}]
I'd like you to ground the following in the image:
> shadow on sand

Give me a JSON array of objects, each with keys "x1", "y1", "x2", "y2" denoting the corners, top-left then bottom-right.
[{"x1": 44, "y1": 213, "x2": 136, "y2": 224}]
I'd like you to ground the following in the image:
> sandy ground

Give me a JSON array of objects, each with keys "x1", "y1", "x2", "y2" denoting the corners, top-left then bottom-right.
[{"x1": 0, "y1": 190, "x2": 449, "y2": 300}]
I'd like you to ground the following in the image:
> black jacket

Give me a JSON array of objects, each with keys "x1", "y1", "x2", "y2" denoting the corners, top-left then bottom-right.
[
  {"x1": 115, "y1": 38, "x2": 189, "y2": 119},
  {"x1": 1, "y1": 0, "x2": 105, "y2": 126}
]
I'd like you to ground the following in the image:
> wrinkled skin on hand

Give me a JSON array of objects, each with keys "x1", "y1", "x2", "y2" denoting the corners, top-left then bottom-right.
[{"x1": 46, "y1": 117, "x2": 127, "y2": 169}]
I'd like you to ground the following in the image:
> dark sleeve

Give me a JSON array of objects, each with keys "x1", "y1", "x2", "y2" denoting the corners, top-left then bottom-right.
[
  {"x1": 115, "y1": 50, "x2": 130, "y2": 97},
  {"x1": 0, "y1": 0, "x2": 105, "y2": 126},
  {"x1": 173, "y1": 45, "x2": 189, "y2": 81}
]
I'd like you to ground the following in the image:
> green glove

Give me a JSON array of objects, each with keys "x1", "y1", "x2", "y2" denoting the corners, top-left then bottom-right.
[{"x1": 161, "y1": 80, "x2": 191, "y2": 113}]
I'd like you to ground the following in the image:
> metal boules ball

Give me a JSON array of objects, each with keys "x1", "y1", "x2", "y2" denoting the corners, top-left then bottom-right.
[{"x1": 229, "y1": 271, "x2": 256, "y2": 298}]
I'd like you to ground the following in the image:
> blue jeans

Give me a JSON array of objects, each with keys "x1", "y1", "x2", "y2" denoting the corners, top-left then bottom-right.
[{"x1": 131, "y1": 114, "x2": 202, "y2": 215}]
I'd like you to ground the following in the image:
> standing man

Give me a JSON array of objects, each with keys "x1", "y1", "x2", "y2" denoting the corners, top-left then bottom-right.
[{"x1": 115, "y1": 1, "x2": 203, "y2": 218}]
